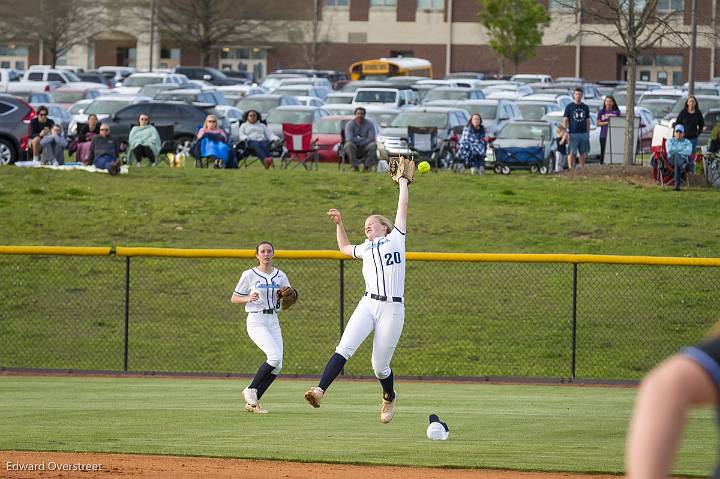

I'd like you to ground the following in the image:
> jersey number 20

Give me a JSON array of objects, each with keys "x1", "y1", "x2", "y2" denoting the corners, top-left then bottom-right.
[{"x1": 384, "y1": 252, "x2": 402, "y2": 265}]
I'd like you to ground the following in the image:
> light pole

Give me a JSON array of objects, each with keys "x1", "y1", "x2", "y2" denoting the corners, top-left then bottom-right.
[
  {"x1": 149, "y1": 0, "x2": 156, "y2": 72},
  {"x1": 688, "y1": 0, "x2": 697, "y2": 96}
]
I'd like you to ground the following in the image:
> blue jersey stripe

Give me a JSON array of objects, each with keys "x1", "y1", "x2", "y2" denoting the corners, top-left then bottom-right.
[{"x1": 682, "y1": 347, "x2": 720, "y2": 391}]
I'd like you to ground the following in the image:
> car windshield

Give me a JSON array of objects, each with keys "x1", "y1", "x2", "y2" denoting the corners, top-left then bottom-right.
[
  {"x1": 325, "y1": 95, "x2": 353, "y2": 105},
  {"x1": 69, "y1": 102, "x2": 89, "y2": 114},
  {"x1": 313, "y1": 119, "x2": 343, "y2": 134},
  {"x1": 457, "y1": 105, "x2": 497, "y2": 119},
  {"x1": 267, "y1": 109, "x2": 313, "y2": 124},
  {"x1": 123, "y1": 76, "x2": 163, "y2": 87},
  {"x1": 85, "y1": 99, "x2": 133, "y2": 115},
  {"x1": 498, "y1": 124, "x2": 550, "y2": 140},
  {"x1": 367, "y1": 112, "x2": 399, "y2": 127},
  {"x1": 517, "y1": 104, "x2": 550, "y2": 120},
  {"x1": 694, "y1": 88, "x2": 719, "y2": 96},
  {"x1": 355, "y1": 91, "x2": 397, "y2": 103},
  {"x1": 64, "y1": 71, "x2": 82, "y2": 82},
  {"x1": 391, "y1": 112, "x2": 448, "y2": 128},
  {"x1": 423, "y1": 90, "x2": 470, "y2": 102},
  {"x1": 640, "y1": 101, "x2": 675, "y2": 119},
  {"x1": 52, "y1": 91, "x2": 86, "y2": 103},
  {"x1": 238, "y1": 98, "x2": 280, "y2": 112},
  {"x1": 155, "y1": 92, "x2": 198, "y2": 101}
]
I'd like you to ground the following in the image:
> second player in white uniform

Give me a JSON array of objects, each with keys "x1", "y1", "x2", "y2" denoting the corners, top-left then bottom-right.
[
  {"x1": 305, "y1": 177, "x2": 409, "y2": 423},
  {"x1": 231, "y1": 241, "x2": 292, "y2": 414}
]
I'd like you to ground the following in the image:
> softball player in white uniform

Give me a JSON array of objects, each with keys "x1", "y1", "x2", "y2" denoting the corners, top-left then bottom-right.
[
  {"x1": 231, "y1": 241, "x2": 292, "y2": 414},
  {"x1": 305, "y1": 177, "x2": 409, "y2": 423}
]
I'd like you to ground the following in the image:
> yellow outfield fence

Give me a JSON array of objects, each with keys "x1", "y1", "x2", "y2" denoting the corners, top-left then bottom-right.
[{"x1": 1, "y1": 246, "x2": 719, "y2": 381}]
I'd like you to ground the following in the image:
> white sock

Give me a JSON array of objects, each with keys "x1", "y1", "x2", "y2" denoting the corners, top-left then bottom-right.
[{"x1": 33, "y1": 156, "x2": 38, "y2": 162}]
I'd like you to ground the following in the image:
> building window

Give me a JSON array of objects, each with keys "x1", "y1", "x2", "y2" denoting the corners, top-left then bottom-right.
[
  {"x1": 371, "y1": 0, "x2": 396, "y2": 7},
  {"x1": 656, "y1": 0, "x2": 683, "y2": 12},
  {"x1": 418, "y1": 0, "x2": 443, "y2": 10},
  {"x1": 160, "y1": 48, "x2": 180, "y2": 60},
  {"x1": 324, "y1": 0, "x2": 348, "y2": 6},
  {"x1": 548, "y1": 0, "x2": 573, "y2": 11}
]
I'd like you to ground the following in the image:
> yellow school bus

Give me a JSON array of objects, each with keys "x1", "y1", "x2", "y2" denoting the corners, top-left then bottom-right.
[{"x1": 349, "y1": 57, "x2": 433, "y2": 81}]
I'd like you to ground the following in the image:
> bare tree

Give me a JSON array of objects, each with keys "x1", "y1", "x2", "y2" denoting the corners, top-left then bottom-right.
[
  {"x1": 0, "y1": 0, "x2": 107, "y2": 67},
  {"x1": 148, "y1": 0, "x2": 284, "y2": 67},
  {"x1": 287, "y1": 0, "x2": 333, "y2": 69},
  {"x1": 552, "y1": 0, "x2": 700, "y2": 165}
]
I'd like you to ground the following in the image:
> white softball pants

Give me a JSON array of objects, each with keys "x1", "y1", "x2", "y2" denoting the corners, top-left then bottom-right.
[
  {"x1": 335, "y1": 296, "x2": 405, "y2": 379},
  {"x1": 246, "y1": 312, "x2": 283, "y2": 374}
]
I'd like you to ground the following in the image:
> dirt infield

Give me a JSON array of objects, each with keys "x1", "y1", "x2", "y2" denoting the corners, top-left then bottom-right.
[{"x1": 1, "y1": 451, "x2": 625, "y2": 479}]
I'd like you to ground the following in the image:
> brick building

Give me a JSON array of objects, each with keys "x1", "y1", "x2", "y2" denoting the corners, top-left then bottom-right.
[{"x1": 1, "y1": 0, "x2": 718, "y2": 85}]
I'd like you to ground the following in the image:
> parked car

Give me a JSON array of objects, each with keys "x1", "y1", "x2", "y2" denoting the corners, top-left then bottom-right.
[
  {"x1": 265, "y1": 105, "x2": 330, "y2": 137},
  {"x1": 9, "y1": 91, "x2": 54, "y2": 104},
  {"x1": 216, "y1": 85, "x2": 267, "y2": 99},
  {"x1": 638, "y1": 88, "x2": 684, "y2": 103},
  {"x1": 423, "y1": 99, "x2": 522, "y2": 136},
  {"x1": 174, "y1": 66, "x2": 244, "y2": 86},
  {"x1": 664, "y1": 94, "x2": 720, "y2": 122},
  {"x1": 273, "y1": 84, "x2": 329, "y2": 101},
  {"x1": 96, "y1": 66, "x2": 137, "y2": 87},
  {"x1": 235, "y1": 94, "x2": 301, "y2": 117},
  {"x1": 639, "y1": 99, "x2": 676, "y2": 121},
  {"x1": 682, "y1": 82, "x2": 720, "y2": 96},
  {"x1": 375, "y1": 106, "x2": 470, "y2": 165},
  {"x1": 620, "y1": 105, "x2": 657, "y2": 149},
  {"x1": 1, "y1": 68, "x2": 59, "y2": 94},
  {"x1": 364, "y1": 106, "x2": 401, "y2": 128},
  {"x1": 22, "y1": 68, "x2": 104, "y2": 90},
  {"x1": 295, "y1": 95, "x2": 325, "y2": 108},
  {"x1": 154, "y1": 88, "x2": 225, "y2": 106},
  {"x1": 31, "y1": 103, "x2": 72, "y2": 136},
  {"x1": 520, "y1": 93, "x2": 573, "y2": 109},
  {"x1": 137, "y1": 83, "x2": 183, "y2": 98},
  {"x1": 113, "y1": 73, "x2": 189, "y2": 95},
  {"x1": 68, "y1": 95, "x2": 152, "y2": 137},
  {"x1": 0, "y1": 94, "x2": 35, "y2": 164},
  {"x1": 324, "y1": 92, "x2": 354, "y2": 105},
  {"x1": 100, "y1": 101, "x2": 218, "y2": 153},
  {"x1": 352, "y1": 88, "x2": 416, "y2": 109},
  {"x1": 322, "y1": 104, "x2": 356, "y2": 116},
  {"x1": 312, "y1": 115, "x2": 380, "y2": 163},
  {"x1": 421, "y1": 87, "x2": 485, "y2": 104},
  {"x1": 698, "y1": 108, "x2": 720, "y2": 147},
  {"x1": 51, "y1": 85, "x2": 105, "y2": 109},
  {"x1": 77, "y1": 72, "x2": 114, "y2": 88},
  {"x1": 260, "y1": 73, "x2": 305, "y2": 91},
  {"x1": 510, "y1": 74, "x2": 553, "y2": 84},
  {"x1": 516, "y1": 100, "x2": 561, "y2": 120},
  {"x1": 68, "y1": 99, "x2": 94, "y2": 116},
  {"x1": 486, "y1": 120, "x2": 557, "y2": 166}
]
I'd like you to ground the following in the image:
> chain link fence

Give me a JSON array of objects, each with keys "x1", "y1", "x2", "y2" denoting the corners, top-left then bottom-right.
[{"x1": 1, "y1": 248, "x2": 718, "y2": 381}]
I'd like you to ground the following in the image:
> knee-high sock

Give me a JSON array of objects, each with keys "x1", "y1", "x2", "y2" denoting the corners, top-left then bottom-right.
[
  {"x1": 318, "y1": 353, "x2": 347, "y2": 391},
  {"x1": 379, "y1": 370, "x2": 395, "y2": 401},
  {"x1": 249, "y1": 362, "x2": 275, "y2": 390},
  {"x1": 256, "y1": 372, "x2": 277, "y2": 400}
]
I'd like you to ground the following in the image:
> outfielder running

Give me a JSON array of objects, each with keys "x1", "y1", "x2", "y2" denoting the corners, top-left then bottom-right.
[
  {"x1": 231, "y1": 241, "x2": 297, "y2": 414},
  {"x1": 305, "y1": 174, "x2": 410, "y2": 423}
]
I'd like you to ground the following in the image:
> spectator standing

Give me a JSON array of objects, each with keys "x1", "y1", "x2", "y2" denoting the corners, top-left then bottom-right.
[
  {"x1": 75, "y1": 114, "x2": 101, "y2": 165},
  {"x1": 343, "y1": 107, "x2": 378, "y2": 172},
  {"x1": 29, "y1": 106, "x2": 55, "y2": 163},
  {"x1": 554, "y1": 125, "x2": 568, "y2": 173},
  {"x1": 626, "y1": 324, "x2": 720, "y2": 479},
  {"x1": 665, "y1": 124, "x2": 693, "y2": 191},
  {"x1": 676, "y1": 96, "x2": 704, "y2": 155},
  {"x1": 562, "y1": 87, "x2": 591, "y2": 175},
  {"x1": 596, "y1": 95, "x2": 621, "y2": 165},
  {"x1": 88, "y1": 123, "x2": 122, "y2": 175},
  {"x1": 39, "y1": 124, "x2": 67, "y2": 165},
  {"x1": 238, "y1": 110, "x2": 279, "y2": 169},
  {"x1": 128, "y1": 113, "x2": 161, "y2": 166},
  {"x1": 456, "y1": 113, "x2": 487, "y2": 175}
]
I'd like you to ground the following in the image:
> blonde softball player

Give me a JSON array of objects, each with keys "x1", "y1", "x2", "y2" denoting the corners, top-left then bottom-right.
[
  {"x1": 232, "y1": 241, "x2": 296, "y2": 414},
  {"x1": 305, "y1": 176, "x2": 409, "y2": 423}
]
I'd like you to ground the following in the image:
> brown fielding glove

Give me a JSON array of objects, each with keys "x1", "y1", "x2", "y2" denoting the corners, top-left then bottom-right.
[
  {"x1": 277, "y1": 286, "x2": 298, "y2": 310},
  {"x1": 388, "y1": 155, "x2": 415, "y2": 185}
]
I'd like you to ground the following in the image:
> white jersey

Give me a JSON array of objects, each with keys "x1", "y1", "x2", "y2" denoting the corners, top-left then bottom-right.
[
  {"x1": 234, "y1": 267, "x2": 291, "y2": 313},
  {"x1": 352, "y1": 226, "x2": 406, "y2": 299}
]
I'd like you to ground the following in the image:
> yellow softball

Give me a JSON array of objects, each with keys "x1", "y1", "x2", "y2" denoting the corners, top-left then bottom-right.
[{"x1": 418, "y1": 161, "x2": 431, "y2": 174}]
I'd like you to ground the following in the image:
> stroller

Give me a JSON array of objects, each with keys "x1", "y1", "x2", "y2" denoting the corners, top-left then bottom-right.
[{"x1": 490, "y1": 139, "x2": 549, "y2": 175}]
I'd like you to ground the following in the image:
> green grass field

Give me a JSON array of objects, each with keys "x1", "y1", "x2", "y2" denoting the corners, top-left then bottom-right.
[{"x1": 0, "y1": 375, "x2": 715, "y2": 476}]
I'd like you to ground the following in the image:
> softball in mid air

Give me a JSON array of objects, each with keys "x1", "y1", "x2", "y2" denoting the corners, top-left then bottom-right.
[{"x1": 418, "y1": 161, "x2": 431, "y2": 174}]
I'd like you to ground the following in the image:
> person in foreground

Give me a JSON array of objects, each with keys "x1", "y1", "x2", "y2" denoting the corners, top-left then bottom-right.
[
  {"x1": 625, "y1": 324, "x2": 720, "y2": 478},
  {"x1": 231, "y1": 241, "x2": 297, "y2": 414},
  {"x1": 305, "y1": 172, "x2": 410, "y2": 424}
]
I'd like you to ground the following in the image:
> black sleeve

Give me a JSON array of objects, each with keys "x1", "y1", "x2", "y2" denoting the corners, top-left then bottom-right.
[{"x1": 87, "y1": 137, "x2": 96, "y2": 164}]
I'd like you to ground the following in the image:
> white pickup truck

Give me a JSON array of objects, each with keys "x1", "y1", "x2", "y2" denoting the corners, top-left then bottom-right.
[{"x1": 0, "y1": 68, "x2": 59, "y2": 94}]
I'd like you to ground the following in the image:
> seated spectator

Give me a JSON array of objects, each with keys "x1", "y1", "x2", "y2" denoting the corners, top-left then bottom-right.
[
  {"x1": 457, "y1": 113, "x2": 487, "y2": 176},
  {"x1": 75, "y1": 114, "x2": 101, "y2": 165},
  {"x1": 128, "y1": 113, "x2": 161, "y2": 166},
  {"x1": 87, "y1": 123, "x2": 122, "y2": 175},
  {"x1": 709, "y1": 123, "x2": 720, "y2": 154},
  {"x1": 40, "y1": 124, "x2": 67, "y2": 166},
  {"x1": 343, "y1": 107, "x2": 377, "y2": 172},
  {"x1": 238, "y1": 109, "x2": 279, "y2": 169},
  {"x1": 30, "y1": 106, "x2": 55, "y2": 163},
  {"x1": 666, "y1": 124, "x2": 693, "y2": 191},
  {"x1": 193, "y1": 114, "x2": 233, "y2": 168}
]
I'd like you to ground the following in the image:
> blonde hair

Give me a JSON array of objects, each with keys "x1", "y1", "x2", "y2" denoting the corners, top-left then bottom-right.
[
  {"x1": 204, "y1": 114, "x2": 219, "y2": 130},
  {"x1": 369, "y1": 214, "x2": 393, "y2": 235}
]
